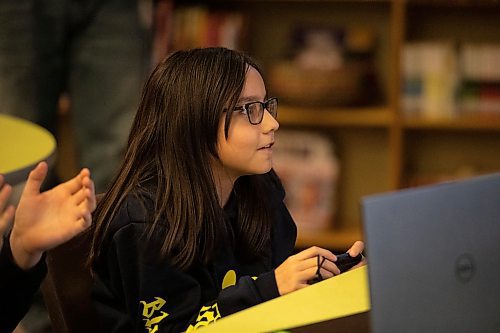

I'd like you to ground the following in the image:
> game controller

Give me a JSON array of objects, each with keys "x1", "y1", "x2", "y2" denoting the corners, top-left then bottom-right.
[
  {"x1": 308, "y1": 252, "x2": 363, "y2": 284},
  {"x1": 335, "y1": 252, "x2": 363, "y2": 273}
]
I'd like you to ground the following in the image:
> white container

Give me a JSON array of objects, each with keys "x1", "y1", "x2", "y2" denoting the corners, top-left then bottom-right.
[{"x1": 273, "y1": 130, "x2": 339, "y2": 230}]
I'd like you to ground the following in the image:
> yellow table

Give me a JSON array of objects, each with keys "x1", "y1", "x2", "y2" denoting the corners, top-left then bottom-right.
[
  {"x1": 0, "y1": 114, "x2": 56, "y2": 185},
  {"x1": 199, "y1": 266, "x2": 370, "y2": 332}
]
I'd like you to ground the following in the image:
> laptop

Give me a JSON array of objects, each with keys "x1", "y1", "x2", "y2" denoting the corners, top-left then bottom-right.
[{"x1": 362, "y1": 173, "x2": 500, "y2": 333}]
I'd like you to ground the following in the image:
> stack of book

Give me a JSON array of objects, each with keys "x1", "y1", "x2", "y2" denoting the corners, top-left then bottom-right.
[
  {"x1": 402, "y1": 42, "x2": 500, "y2": 118},
  {"x1": 459, "y1": 43, "x2": 500, "y2": 116},
  {"x1": 156, "y1": 4, "x2": 245, "y2": 55},
  {"x1": 402, "y1": 42, "x2": 458, "y2": 119}
]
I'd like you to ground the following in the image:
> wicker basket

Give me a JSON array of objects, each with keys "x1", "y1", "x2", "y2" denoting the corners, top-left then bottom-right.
[{"x1": 268, "y1": 61, "x2": 363, "y2": 107}]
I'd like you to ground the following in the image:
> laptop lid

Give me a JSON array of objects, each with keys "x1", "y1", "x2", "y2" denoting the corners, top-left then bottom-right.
[{"x1": 362, "y1": 173, "x2": 500, "y2": 333}]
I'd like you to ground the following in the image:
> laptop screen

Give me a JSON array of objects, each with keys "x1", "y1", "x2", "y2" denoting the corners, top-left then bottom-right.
[{"x1": 362, "y1": 173, "x2": 500, "y2": 333}]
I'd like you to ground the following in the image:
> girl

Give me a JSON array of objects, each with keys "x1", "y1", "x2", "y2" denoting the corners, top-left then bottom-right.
[{"x1": 89, "y1": 47, "x2": 364, "y2": 332}]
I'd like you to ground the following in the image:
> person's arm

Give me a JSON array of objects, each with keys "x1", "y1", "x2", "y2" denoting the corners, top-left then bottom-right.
[
  {"x1": 0, "y1": 233, "x2": 47, "y2": 332},
  {"x1": 91, "y1": 173, "x2": 347, "y2": 332},
  {"x1": 0, "y1": 174, "x2": 42, "y2": 332},
  {"x1": 0, "y1": 162, "x2": 96, "y2": 332},
  {"x1": 93, "y1": 222, "x2": 288, "y2": 333},
  {"x1": 93, "y1": 223, "x2": 339, "y2": 332}
]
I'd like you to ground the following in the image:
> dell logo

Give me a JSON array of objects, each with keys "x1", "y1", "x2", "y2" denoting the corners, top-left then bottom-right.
[{"x1": 455, "y1": 253, "x2": 475, "y2": 283}]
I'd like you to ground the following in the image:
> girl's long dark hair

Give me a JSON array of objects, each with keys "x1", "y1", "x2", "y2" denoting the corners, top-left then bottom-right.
[{"x1": 89, "y1": 47, "x2": 274, "y2": 271}]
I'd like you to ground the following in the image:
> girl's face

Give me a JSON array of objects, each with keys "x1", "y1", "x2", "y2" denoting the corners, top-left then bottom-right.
[{"x1": 215, "y1": 66, "x2": 279, "y2": 181}]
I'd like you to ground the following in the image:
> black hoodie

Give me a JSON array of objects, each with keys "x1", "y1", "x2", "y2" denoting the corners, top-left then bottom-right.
[{"x1": 92, "y1": 173, "x2": 297, "y2": 332}]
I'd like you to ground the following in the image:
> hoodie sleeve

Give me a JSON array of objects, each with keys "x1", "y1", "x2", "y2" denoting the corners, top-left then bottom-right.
[
  {"x1": 92, "y1": 223, "x2": 282, "y2": 333},
  {"x1": 0, "y1": 235, "x2": 47, "y2": 332}
]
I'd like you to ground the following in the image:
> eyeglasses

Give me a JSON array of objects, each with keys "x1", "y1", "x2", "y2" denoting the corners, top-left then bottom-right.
[{"x1": 233, "y1": 97, "x2": 278, "y2": 125}]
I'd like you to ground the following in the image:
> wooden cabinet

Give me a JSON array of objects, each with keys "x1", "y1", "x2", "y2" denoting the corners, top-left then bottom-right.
[{"x1": 170, "y1": 0, "x2": 500, "y2": 250}]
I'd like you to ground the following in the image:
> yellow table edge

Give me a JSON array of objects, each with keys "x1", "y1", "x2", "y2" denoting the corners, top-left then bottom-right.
[
  {"x1": 0, "y1": 114, "x2": 56, "y2": 184},
  {"x1": 200, "y1": 265, "x2": 370, "y2": 332}
]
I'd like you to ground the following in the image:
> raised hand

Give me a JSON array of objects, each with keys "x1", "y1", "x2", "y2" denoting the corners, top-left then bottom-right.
[{"x1": 9, "y1": 162, "x2": 96, "y2": 269}]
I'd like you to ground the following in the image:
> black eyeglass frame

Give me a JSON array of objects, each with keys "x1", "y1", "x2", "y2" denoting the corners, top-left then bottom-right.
[{"x1": 233, "y1": 97, "x2": 278, "y2": 125}]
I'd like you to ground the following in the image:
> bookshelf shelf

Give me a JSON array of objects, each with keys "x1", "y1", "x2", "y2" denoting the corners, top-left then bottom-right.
[
  {"x1": 404, "y1": 114, "x2": 500, "y2": 131},
  {"x1": 279, "y1": 105, "x2": 393, "y2": 128}
]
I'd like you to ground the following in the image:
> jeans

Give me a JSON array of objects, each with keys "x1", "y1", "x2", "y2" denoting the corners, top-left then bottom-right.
[{"x1": 0, "y1": 0, "x2": 151, "y2": 192}]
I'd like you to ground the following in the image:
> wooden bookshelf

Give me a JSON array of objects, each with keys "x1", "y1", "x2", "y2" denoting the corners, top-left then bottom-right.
[
  {"x1": 171, "y1": 0, "x2": 500, "y2": 250},
  {"x1": 404, "y1": 114, "x2": 500, "y2": 131},
  {"x1": 279, "y1": 105, "x2": 393, "y2": 128}
]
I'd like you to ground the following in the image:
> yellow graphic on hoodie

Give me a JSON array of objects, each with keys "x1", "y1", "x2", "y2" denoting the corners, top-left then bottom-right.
[
  {"x1": 186, "y1": 303, "x2": 221, "y2": 332},
  {"x1": 222, "y1": 270, "x2": 237, "y2": 289},
  {"x1": 140, "y1": 297, "x2": 169, "y2": 332},
  {"x1": 186, "y1": 269, "x2": 259, "y2": 331}
]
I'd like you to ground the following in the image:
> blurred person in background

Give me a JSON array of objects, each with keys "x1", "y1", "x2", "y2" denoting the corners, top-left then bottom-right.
[{"x1": 0, "y1": 0, "x2": 153, "y2": 193}]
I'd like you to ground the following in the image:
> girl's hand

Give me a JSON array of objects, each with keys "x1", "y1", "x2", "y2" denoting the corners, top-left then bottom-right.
[
  {"x1": 274, "y1": 246, "x2": 340, "y2": 296},
  {"x1": 346, "y1": 240, "x2": 367, "y2": 270}
]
